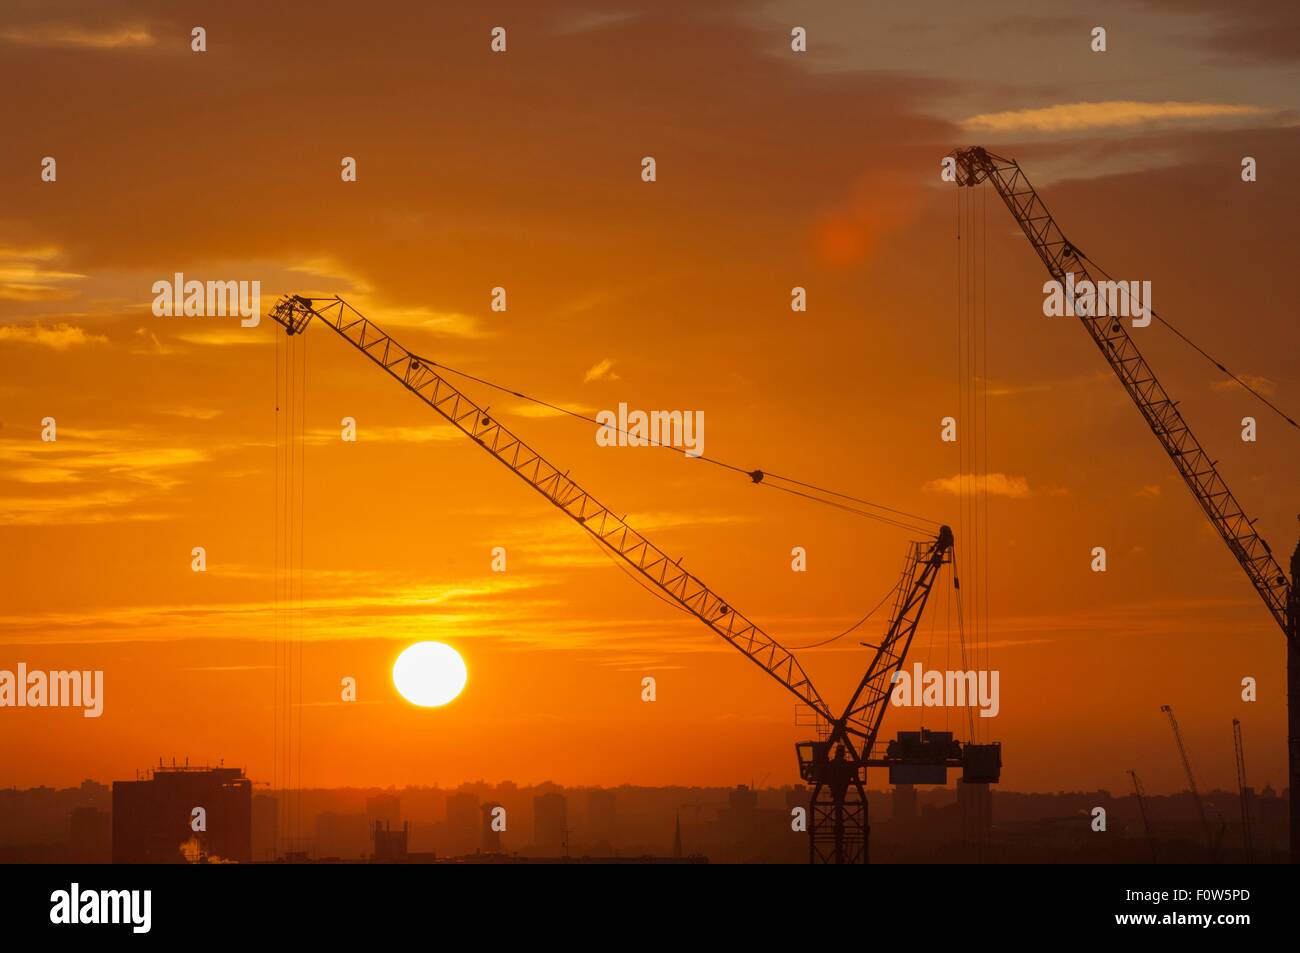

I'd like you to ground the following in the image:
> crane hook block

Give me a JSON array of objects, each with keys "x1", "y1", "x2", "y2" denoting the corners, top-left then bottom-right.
[{"x1": 749, "y1": 470, "x2": 764, "y2": 484}]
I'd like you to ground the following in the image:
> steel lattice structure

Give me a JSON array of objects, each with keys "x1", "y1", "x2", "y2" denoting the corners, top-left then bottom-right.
[
  {"x1": 800, "y1": 529, "x2": 954, "y2": 863},
  {"x1": 269, "y1": 294, "x2": 830, "y2": 720},
  {"x1": 952, "y1": 147, "x2": 1290, "y2": 632},
  {"x1": 268, "y1": 292, "x2": 968, "y2": 864},
  {"x1": 953, "y1": 146, "x2": 1299, "y2": 861}
]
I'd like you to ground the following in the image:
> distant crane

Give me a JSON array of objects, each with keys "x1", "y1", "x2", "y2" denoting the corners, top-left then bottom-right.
[
  {"x1": 1161, "y1": 705, "x2": 1218, "y2": 860},
  {"x1": 1128, "y1": 769, "x2": 1158, "y2": 863},
  {"x1": 1233, "y1": 718, "x2": 1255, "y2": 862},
  {"x1": 266, "y1": 294, "x2": 999, "y2": 864},
  {"x1": 953, "y1": 146, "x2": 1300, "y2": 862}
]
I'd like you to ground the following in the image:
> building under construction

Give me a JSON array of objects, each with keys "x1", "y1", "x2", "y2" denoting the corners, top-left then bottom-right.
[{"x1": 112, "y1": 764, "x2": 252, "y2": 864}]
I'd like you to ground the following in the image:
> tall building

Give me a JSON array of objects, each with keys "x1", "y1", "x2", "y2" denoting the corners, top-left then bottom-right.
[
  {"x1": 112, "y1": 765, "x2": 251, "y2": 864},
  {"x1": 533, "y1": 792, "x2": 567, "y2": 854},
  {"x1": 252, "y1": 793, "x2": 279, "y2": 861},
  {"x1": 586, "y1": 789, "x2": 616, "y2": 849},
  {"x1": 444, "y1": 791, "x2": 479, "y2": 855},
  {"x1": 372, "y1": 821, "x2": 409, "y2": 862}
]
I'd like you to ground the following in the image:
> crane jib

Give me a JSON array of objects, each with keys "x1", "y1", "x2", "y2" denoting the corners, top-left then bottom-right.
[
  {"x1": 949, "y1": 146, "x2": 1293, "y2": 641},
  {"x1": 266, "y1": 293, "x2": 848, "y2": 722}
]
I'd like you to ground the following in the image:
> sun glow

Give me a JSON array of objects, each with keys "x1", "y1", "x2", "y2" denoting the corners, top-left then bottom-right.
[{"x1": 392, "y1": 641, "x2": 468, "y2": 707}]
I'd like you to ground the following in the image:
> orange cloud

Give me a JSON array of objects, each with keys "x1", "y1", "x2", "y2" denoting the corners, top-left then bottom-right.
[
  {"x1": 924, "y1": 473, "x2": 1032, "y2": 498},
  {"x1": 0, "y1": 24, "x2": 155, "y2": 50},
  {"x1": 584, "y1": 359, "x2": 620, "y2": 383},
  {"x1": 962, "y1": 100, "x2": 1269, "y2": 133},
  {"x1": 0, "y1": 323, "x2": 105, "y2": 349}
]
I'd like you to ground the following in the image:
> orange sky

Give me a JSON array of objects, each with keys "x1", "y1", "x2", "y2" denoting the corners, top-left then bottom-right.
[{"x1": 2, "y1": 0, "x2": 1299, "y2": 796}]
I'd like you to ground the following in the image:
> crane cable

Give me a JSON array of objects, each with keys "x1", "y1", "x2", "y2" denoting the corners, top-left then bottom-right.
[
  {"x1": 582, "y1": 489, "x2": 906, "y2": 650},
  {"x1": 273, "y1": 326, "x2": 308, "y2": 857},
  {"x1": 786, "y1": 577, "x2": 901, "y2": 650},
  {"x1": 1076, "y1": 249, "x2": 1298, "y2": 430},
  {"x1": 410, "y1": 356, "x2": 941, "y2": 536}
]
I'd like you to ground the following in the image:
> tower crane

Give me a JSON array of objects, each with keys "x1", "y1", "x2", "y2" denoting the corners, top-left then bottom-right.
[
  {"x1": 1161, "y1": 704, "x2": 1215, "y2": 858},
  {"x1": 1233, "y1": 718, "x2": 1255, "y2": 862},
  {"x1": 266, "y1": 294, "x2": 999, "y2": 864},
  {"x1": 952, "y1": 146, "x2": 1300, "y2": 862},
  {"x1": 1128, "y1": 769, "x2": 1157, "y2": 863}
]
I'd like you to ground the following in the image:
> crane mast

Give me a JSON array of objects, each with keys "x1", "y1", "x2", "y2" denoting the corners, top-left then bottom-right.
[
  {"x1": 954, "y1": 146, "x2": 1300, "y2": 862},
  {"x1": 797, "y1": 528, "x2": 957, "y2": 864},
  {"x1": 836, "y1": 529, "x2": 954, "y2": 751}
]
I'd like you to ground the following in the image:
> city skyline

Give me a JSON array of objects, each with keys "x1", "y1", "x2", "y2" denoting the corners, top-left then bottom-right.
[{"x1": 3, "y1": 1, "x2": 1299, "y2": 811}]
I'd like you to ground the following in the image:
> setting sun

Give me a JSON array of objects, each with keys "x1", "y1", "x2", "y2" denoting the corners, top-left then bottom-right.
[{"x1": 392, "y1": 642, "x2": 468, "y2": 708}]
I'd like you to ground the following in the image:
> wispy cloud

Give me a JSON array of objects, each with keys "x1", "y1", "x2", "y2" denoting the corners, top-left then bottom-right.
[
  {"x1": 0, "y1": 246, "x2": 86, "y2": 301},
  {"x1": 0, "y1": 575, "x2": 554, "y2": 646},
  {"x1": 0, "y1": 427, "x2": 211, "y2": 523},
  {"x1": 304, "y1": 424, "x2": 458, "y2": 446},
  {"x1": 962, "y1": 101, "x2": 1269, "y2": 133},
  {"x1": 1211, "y1": 373, "x2": 1276, "y2": 396},
  {"x1": 0, "y1": 24, "x2": 156, "y2": 50},
  {"x1": 924, "y1": 473, "x2": 1032, "y2": 498},
  {"x1": 506, "y1": 401, "x2": 597, "y2": 420},
  {"x1": 583, "y1": 358, "x2": 620, "y2": 383},
  {"x1": 0, "y1": 323, "x2": 106, "y2": 349},
  {"x1": 129, "y1": 327, "x2": 181, "y2": 355},
  {"x1": 172, "y1": 328, "x2": 264, "y2": 346},
  {"x1": 159, "y1": 406, "x2": 223, "y2": 421},
  {"x1": 0, "y1": 488, "x2": 167, "y2": 526}
]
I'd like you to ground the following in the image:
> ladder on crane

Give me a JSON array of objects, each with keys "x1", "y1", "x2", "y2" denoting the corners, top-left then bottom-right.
[
  {"x1": 266, "y1": 294, "x2": 998, "y2": 864},
  {"x1": 952, "y1": 146, "x2": 1300, "y2": 863}
]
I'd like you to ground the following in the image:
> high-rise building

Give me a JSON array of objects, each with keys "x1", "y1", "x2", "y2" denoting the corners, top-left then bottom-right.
[
  {"x1": 444, "y1": 791, "x2": 479, "y2": 855},
  {"x1": 586, "y1": 789, "x2": 616, "y2": 846},
  {"x1": 112, "y1": 765, "x2": 251, "y2": 864},
  {"x1": 252, "y1": 794, "x2": 279, "y2": 861},
  {"x1": 372, "y1": 821, "x2": 409, "y2": 862},
  {"x1": 533, "y1": 792, "x2": 567, "y2": 853}
]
